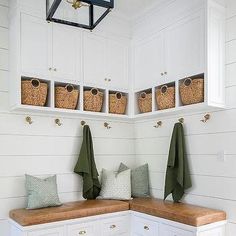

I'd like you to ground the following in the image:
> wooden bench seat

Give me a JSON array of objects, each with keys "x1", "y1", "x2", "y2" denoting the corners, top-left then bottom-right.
[
  {"x1": 9, "y1": 200, "x2": 130, "y2": 226},
  {"x1": 9, "y1": 198, "x2": 226, "y2": 227},
  {"x1": 130, "y1": 198, "x2": 226, "y2": 227}
]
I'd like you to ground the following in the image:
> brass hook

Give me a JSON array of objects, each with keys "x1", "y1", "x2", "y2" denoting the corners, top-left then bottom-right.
[
  {"x1": 178, "y1": 118, "x2": 184, "y2": 124},
  {"x1": 55, "y1": 118, "x2": 62, "y2": 126},
  {"x1": 81, "y1": 121, "x2": 86, "y2": 126},
  {"x1": 201, "y1": 114, "x2": 211, "y2": 123},
  {"x1": 25, "y1": 116, "x2": 33, "y2": 125},
  {"x1": 104, "y1": 122, "x2": 112, "y2": 129},
  {"x1": 154, "y1": 121, "x2": 162, "y2": 128}
]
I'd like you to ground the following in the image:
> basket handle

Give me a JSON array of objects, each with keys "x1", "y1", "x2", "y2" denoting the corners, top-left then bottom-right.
[
  {"x1": 115, "y1": 92, "x2": 122, "y2": 100},
  {"x1": 65, "y1": 84, "x2": 74, "y2": 93},
  {"x1": 183, "y1": 78, "x2": 192, "y2": 87},
  {"x1": 31, "y1": 79, "x2": 40, "y2": 88},
  {"x1": 90, "y1": 88, "x2": 99, "y2": 96},
  {"x1": 140, "y1": 92, "x2": 147, "y2": 99},
  {"x1": 160, "y1": 85, "x2": 168, "y2": 94}
]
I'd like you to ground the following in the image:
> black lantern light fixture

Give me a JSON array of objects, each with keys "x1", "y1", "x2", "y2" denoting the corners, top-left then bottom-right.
[{"x1": 46, "y1": 0, "x2": 114, "y2": 30}]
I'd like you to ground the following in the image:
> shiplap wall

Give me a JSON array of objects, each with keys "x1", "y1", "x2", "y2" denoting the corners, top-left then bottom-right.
[
  {"x1": 0, "y1": 1, "x2": 135, "y2": 235},
  {"x1": 134, "y1": 1, "x2": 236, "y2": 235}
]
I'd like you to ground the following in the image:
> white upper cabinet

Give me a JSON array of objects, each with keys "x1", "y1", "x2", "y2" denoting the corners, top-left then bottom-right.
[
  {"x1": 21, "y1": 14, "x2": 51, "y2": 79},
  {"x1": 107, "y1": 39, "x2": 129, "y2": 90},
  {"x1": 165, "y1": 10, "x2": 205, "y2": 81},
  {"x1": 52, "y1": 24, "x2": 81, "y2": 82},
  {"x1": 83, "y1": 32, "x2": 129, "y2": 90},
  {"x1": 134, "y1": 32, "x2": 165, "y2": 90},
  {"x1": 83, "y1": 33, "x2": 107, "y2": 88}
]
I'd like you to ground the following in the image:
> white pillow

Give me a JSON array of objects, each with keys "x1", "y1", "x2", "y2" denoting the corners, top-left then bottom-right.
[{"x1": 97, "y1": 169, "x2": 132, "y2": 200}]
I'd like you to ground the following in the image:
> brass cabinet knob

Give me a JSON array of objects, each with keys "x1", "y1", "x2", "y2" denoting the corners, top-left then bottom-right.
[
  {"x1": 49, "y1": 67, "x2": 52, "y2": 71},
  {"x1": 54, "y1": 68, "x2": 57, "y2": 72},
  {"x1": 79, "y1": 230, "x2": 86, "y2": 235},
  {"x1": 161, "y1": 72, "x2": 164, "y2": 76},
  {"x1": 105, "y1": 78, "x2": 108, "y2": 81},
  {"x1": 108, "y1": 79, "x2": 111, "y2": 82},
  {"x1": 164, "y1": 71, "x2": 167, "y2": 75},
  {"x1": 144, "y1": 226, "x2": 149, "y2": 230},
  {"x1": 110, "y1": 224, "x2": 116, "y2": 229}
]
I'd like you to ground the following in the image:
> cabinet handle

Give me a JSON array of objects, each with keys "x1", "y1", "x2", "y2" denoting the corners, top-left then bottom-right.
[
  {"x1": 144, "y1": 226, "x2": 149, "y2": 231},
  {"x1": 108, "y1": 79, "x2": 111, "y2": 82},
  {"x1": 161, "y1": 73, "x2": 164, "y2": 76},
  {"x1": 104, "y1": 78, "x2": 108, "y2": 81},
  {"x1": 79, "y1": 230, "x2": 86, "y2": 235},
  {"x1": 164, "y1": 72, "x2": 167, "y2": 75},
  {"x1": 49, "y1": 67, "x2": 52, "y2": 71},
  {"x1": 110, "y1": 224, "x2": 116, "y2": 229},
  {"x1": 54, "y1": 68, "x2": 57, "y2": 72}
]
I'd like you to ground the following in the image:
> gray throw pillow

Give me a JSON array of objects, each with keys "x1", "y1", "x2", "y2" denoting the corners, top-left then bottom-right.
[
  {"x1": 25, "y1": 175, "x2": 62, "y2": 209},
  {"x1": 97, "y1": 168, "x2": 132, "y2": 200},
  {"x1": 118, "y1": 163, "x2": 150, "y2": 198}
]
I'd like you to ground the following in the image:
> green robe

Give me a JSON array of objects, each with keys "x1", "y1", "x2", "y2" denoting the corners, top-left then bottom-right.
[
  {"x1": 164, "y1": 122, "x2": 192, "y2": 202},
  {"x1": 74, "y1": 125, "x2": 101, "y2": 199}
]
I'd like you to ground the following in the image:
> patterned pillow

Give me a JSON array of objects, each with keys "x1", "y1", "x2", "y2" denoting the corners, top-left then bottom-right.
[
  {"x1": 118, "y1": 163, "x2": 150, "y2": 198},
  {"x1": 25, "y1": 175, "x2": 62, "y2": 209},
  {"x1": 97, "y1": 169, "x2": 132, "y2": 200}
]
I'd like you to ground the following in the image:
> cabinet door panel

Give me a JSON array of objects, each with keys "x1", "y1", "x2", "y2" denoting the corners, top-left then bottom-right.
[
  {"x1": 165, "y1": 10, "x2": 205, "y2": 81},
  {"x1": 52, "y1": 24, "x2": 81, "y2": 82},
  {"x1": 135, "y1": 33, "x2": 165, "y2": 90},
  {"x1": 160, "y1": 224, "x2": 194, "y2": 236},
  {"x1": 107, "y1": 39, "x2": 129, "y2": 90},
  {"x1": 28, "y1": 227, "x2": 64, "y2": 236},
  {"x1": 83, "y1": 33, "x2": 106, "y2": 87},
  {"x1": 21, "y1": 14, "x2": 51, "y2": 79}
]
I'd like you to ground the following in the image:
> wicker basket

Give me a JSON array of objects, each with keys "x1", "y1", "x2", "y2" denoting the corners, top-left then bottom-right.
[
  {"x1": 21, "y1": 79, "x2": 48, "y2": 106},
  {"x1": 109, "y1": 92, "x2": 127, "y2": 115},
  {"x1": 55, "y1": 84, "x2": 79, "y2": 110},
  {"x1": 84, "y1": 88, "x2": 104, "y2": 112},
  {"x1": 156, "y1": 85, "x2": 175, "y2": 110},
  {"x1": 138, "y1": 92, "x2": 152, "y2": 113},
  {"x1": 180, "y1": 78, "x2": 204, "y2": 105}
]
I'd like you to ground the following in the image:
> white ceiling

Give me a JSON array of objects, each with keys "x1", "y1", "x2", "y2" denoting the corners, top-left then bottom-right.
[{"x1": 114, "y1": 0, "x2": 162, "y2": 18}]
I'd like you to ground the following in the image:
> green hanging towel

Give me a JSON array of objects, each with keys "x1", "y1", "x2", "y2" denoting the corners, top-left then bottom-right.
[
  {"x1": 74, "y1": 125, "x2": 101, "y2": 200},
  {"x1": 164, "y1": 122, "x2": 192, "y2": 202}
]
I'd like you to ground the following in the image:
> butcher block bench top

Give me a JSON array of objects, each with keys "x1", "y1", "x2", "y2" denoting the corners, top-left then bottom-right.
[
  {"x1": 9, "y1": 198, "x2": 226, "y2": 227},
  {"x1": 9, "y1": 200, "x2": 130, "y2": 226},
  {"x1": 130, "y1": 198, "x2": 226, "y2": 227}
]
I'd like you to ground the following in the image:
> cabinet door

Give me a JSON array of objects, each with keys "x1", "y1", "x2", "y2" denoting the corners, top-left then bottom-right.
[
  {"x1": 159, "y1": 224, "x2": 194, "y2": 236},
  {"x1": 134, "y1": 32, "x2": 165, "y2": 90},
  {"x1": 83, "y1": 33, "x2": 106, "y2": 88},
  {"x1": 165, "y1": 10, "x2": 205, "y2": 81},
  {"x1": 52, "y1": 24, "x2": 81, "y2": 82},
  {"x1": 28, "y1": 227, "x2": 64, "y2": 236},
  {"x1": 68, "y1": 221, "x2": 98, "y2": 236},
  {"x1": 107, "y1": 39, "x2": 129, "y2": 90},
  {"x1": 21, "y1": 14, "x2": 51, "y2": 79}
]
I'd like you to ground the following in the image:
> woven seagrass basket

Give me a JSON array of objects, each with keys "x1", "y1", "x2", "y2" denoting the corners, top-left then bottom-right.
[
  {"x1": 138, "y1": 92, "x2": 152, "y2": 113},
  {"x1": 84, "y1": 88, "x2": 104, "y2": 112},
  {"x1": 109, "y1": 92, "x2": 127, "y2": 115},
  {"x1": 21, "y1": 79, "x2": 48, "y2": 106},
  {"x1": 156, "y1": 85, "x2": 175, "y2": 110},
  {"x1": 180, "y1": 78, "x2": 204, "y2": 105}
]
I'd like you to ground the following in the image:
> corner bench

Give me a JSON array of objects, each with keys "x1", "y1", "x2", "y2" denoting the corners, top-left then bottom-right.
[{"x1": 9, "y1": 198, "x2": 227, "y2": 236}]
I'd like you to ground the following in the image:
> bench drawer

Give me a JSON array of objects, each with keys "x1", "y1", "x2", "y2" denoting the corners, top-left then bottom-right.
[
  {"x1": 101, "y1": 215, "x2": 130, "y2": 236},
  {"x1": 28, "y1": 227, "x2": 64, "y2": 236},
  {"x1": 160, "y1": 224, "x2": 194, "y2": 236},
  {"x1": 132, "y1": 216, "x2": 158, "y2": 236},
  {"x1": 67, "y1": 222, "x2": 97, "y2": 236}
]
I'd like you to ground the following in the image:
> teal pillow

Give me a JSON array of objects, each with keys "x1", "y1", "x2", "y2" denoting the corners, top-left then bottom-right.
[
  {"x1": 25, "y1": 175, "x2": 62, "y2": 210},
  {"x1": 118, "y1": 163, "x2": 150, "y2": 198}
]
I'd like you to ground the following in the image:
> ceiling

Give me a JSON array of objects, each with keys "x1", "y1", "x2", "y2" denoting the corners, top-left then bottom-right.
[{"x1": 114, "y1": 0, "x2": 162, "y2": 19}]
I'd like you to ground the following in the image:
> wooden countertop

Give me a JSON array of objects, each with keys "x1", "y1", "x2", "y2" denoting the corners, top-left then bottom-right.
[
  {"x1": 9, "y1": 198, "x2": 226, "y2": 227},
  {"x1": 130, "y1": 198, "x2": 226, "y2": 227},
  {"x1": 9, "y1": 200, "x2": 130, "y2": 226}
]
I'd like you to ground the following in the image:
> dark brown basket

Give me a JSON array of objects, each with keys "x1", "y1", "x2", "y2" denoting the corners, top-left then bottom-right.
[
  {"x1": 180, "y1": 78, "x2": 204, "y2": 105},
  {"x1": 156, "y1": 85, "x2": 175, "y2": 110},
  {"x1": 21, "y1": 79, "x2": 48, "y2": 106},
  {"x1": 109, "y1": 92, "x2": 127, "y2": 115},
  {"x1": 84, "y1": 88, "x2": 104, "y2": 112},
  {"x1": 55, "y1": 84, "x2": 79, "y2": 110},
  {"x1": 138, "y1": 92, "x2": 152, "y2": 113}
]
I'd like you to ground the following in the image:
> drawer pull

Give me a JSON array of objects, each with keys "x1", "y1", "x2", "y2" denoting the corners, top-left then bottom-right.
[
  {"x1": 110, "y1": 224, "x2": 116, "y2": 229},
  {"x1": 144, "y1": 226, "x2": 149, "y2": 231},
  {"x1": 79, "y1": 230, "x2": 86, "y2": 235}
]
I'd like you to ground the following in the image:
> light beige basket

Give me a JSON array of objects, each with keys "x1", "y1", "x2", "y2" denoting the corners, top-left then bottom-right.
[
  {"x1": 84, "y1": 88, "x2": 104, "y2": 112},
  {"x1": 138, "y1": 92, "x2": 152, "y2": 113},
  {"x1": 180, "y1": 78, "x2": 204, "y2": 105},
  {"x1": 21, "y1": 79, "x2": 48, "y2": 106},
  {"x1": 109, "y1": 92, "x2": 127, "y2": 115},
  {"x1": 156, "y1": 85, "x2": 175, "y2": 110},
  {"x1": 55, "y1": 84, "x2": 79, "y2": 110}
]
